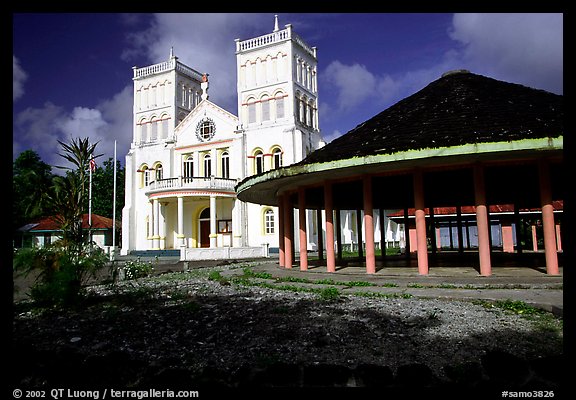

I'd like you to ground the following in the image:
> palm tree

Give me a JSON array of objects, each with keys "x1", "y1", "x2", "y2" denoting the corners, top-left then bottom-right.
[{"x1": 47, "y1": 137, "x2": 103, "y2": 256}]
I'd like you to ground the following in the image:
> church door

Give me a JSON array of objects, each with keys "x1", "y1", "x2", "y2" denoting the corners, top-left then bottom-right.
[{"x1": 200, "y1": 220, "x2": 210, "y2": 247}]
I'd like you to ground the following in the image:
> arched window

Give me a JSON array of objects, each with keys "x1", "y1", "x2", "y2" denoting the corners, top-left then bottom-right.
[
  {"x1": 154, "y1": 163, "x2": 163, "y2": 181},
  {"x1": 138, "y1": 118, "x2": 147, "y2": 143},
  {"x1": 264, "y1": 209, "x2": 275, "y2": 234},
  {"x1": 150, "y1": 116, "x2": 158, "y2": 141},
  {"x1": 272, "y1": 147, "x2": 283, "y2": 169},
  {"x1": 221, "y1": 151, "x2": 230, "y2": 179},
  {"x1": 261, "y1": 95, "x2": 270, "y2": 121},
  {"x1": 203, "y1": 153, "x2": 211, "y2": 177},
  {"x1": 247, "y1": 97, "x2": 257, "y2": 124},
  {"x1": 254, "y1": 150, "x2": 264, "y2": 175},
  {"x1": 295, "y1": 93, "x2": 301, "y2": 122},
  {"x1": 138, "y1": 165, "x2": 150, "y2": 187},
  {"x1": 275, "y1": 92, "x2": 285, "y2": 119},
  {"x1": 183, "y1": 155, "x2": 194, "y2": 182}
]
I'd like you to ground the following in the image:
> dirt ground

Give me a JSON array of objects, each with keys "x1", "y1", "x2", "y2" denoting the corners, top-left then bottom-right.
[{"x1": 10, "y1": 262, "x2": 564, "y2": 397}]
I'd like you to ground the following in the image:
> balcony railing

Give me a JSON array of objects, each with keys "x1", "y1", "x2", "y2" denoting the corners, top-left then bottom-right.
[{"x1": 146, "y1": 176, "x2": 238, "y2": 194}]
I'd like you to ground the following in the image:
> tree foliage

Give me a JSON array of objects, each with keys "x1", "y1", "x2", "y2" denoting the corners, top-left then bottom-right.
[{"x1": 12, "y1": 150, "x2": 56, "y2": 234}]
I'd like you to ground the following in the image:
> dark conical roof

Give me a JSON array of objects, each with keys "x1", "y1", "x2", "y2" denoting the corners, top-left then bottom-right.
[{"x1": 301, "y1": 70, "x2": 563, "y2": 166}]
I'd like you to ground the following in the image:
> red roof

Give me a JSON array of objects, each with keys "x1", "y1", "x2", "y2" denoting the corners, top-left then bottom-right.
[
  {"x1": 387, "y1": 201, "x2": 564, "y2": 218},
  {"x1": 22, "y1": 214, "x2": 118, "y2": 232}
]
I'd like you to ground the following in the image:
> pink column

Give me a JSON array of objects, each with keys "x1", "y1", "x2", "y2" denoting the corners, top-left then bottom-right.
[
  {"x1": 363, "y1": 176, "x2": 376, "y2": 274},
  {"x1": 413, "y1": 170, "x2": 429, "y2": 275},
  {"x1": 324, "y1": 182, "x2": 336, "y2": 272},
  {"x1": 409, "y1": 223, "x2": 418, "y2": 253},
  {"x1": 538, "y1": 161, "x2": 559, "y2": 275},
  {"x1": 474, "y1": 165, "x2": 492, "y2": 276},
  {"x1": 501, "y1": 222, "x2": 515, "y2": 253},
  {"x1": 283, "y1": 193, "x2": 293, "y2": 269},
  {"x1": 531, "y1": 225, "x2": 538, "y2": 252},
  {"x1": 298, "y1": 188, "x2": 308, "y2": 271},
  {"x1": 556, "y1": 224, "x2": 562, "y2": 252},
  {"x1": 278, "y1": 195, "x2": 285, "y2": 267}
]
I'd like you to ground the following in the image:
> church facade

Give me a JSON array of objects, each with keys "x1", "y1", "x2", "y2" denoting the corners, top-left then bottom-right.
[{"x1": 121, "y1": 18, "x2": 326, "y2": 258}]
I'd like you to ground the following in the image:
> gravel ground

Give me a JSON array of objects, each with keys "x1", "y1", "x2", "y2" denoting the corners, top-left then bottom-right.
[{"x1": 11, "y1": 262, "x2": 564, "y2": 394}]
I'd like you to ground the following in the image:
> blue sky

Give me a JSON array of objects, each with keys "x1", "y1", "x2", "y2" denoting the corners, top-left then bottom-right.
[{"x1": 12, "y1": 13, "x2": 563, "y2": 170}]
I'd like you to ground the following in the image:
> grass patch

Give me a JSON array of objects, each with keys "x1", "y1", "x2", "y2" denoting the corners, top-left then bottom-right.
[
  {"x1": 344, "y1": 281, "x2": 374, "y2": 287},
  {"x1": 315, "y1": 278, "x2": 338, "y2": 285},
  {"x1": 472, "y1": 299, "x2": 563, "y2": 335},
  {"x1": 352, "y1": 291, "x2": 413, "y2": 299},
  {"x1": 275, "y1": 276, "x2": 314, "y2": 284},
  {"x1": 315, "y1": 287, "x2": 341, "y2": 301}
]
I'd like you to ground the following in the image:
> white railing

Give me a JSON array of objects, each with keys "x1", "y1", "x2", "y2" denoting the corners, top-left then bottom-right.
[
  {"x1": 133, "y1": 59, "x2": 203, "y2": 81},
  {"x1": 147, "y1": 176, "x2": 238, "y2": 193},
  {"x1": 236, "y1": 25, "x2": 316, "y2": 58}
]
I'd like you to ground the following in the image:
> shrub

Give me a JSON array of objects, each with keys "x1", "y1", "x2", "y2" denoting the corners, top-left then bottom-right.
[
  {"x1": 13, "y1": 244, "x2": 107, "y2": 306},
  {"x1": 122, "y1": 257, "x2": 155, "y2": 280}
]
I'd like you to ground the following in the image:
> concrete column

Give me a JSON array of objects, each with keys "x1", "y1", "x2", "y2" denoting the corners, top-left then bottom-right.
[
  {"x1": 324, "y1": 182, "x2": 336, "y2": 272},
  {"x1": 283, "y1": 194, "x2": 293, "y2": 268},
  {"x1": 209, "y1": 195, "x2": 217, "y2": 248},
  {"x1": 316, "y1": 209, "x2": 324, "y2": 261},
  {"x1": 456, "y1": 205, "x2": 464, "y2": 253},
  {"x1": 335, "y1": 209, "x2": 343, "y2": 261},
  {"x1": 556, "y1": 224, "x2": 562, "y2": 252},
  {"x1": 278, "y1": 195, "x2": 285, "y2": 267},
  {"x1": 474, "y1": 165, "x2": 492, "y2": 276},
  {"x1": 501, "y1": 221, "x2": 515, "y2": 253},
  {"x1": 298, "y1": 188, "x2": 308, "y2": 271},
  {"x1": 149, "y1": 200, "x2": 155, "y2": 249},
  {"x1": 356, "y1": 210, "x2": 363, "y2": 258},
  {"x1": 177, "y1": 196, "x2": 185, "y2": 248},
  {"x1": 413, "y1": 170, "x2": 429, "y2": 275},
  {"x1": 232, "y1": 199, "x2": 243, "y2": 247},
  {"x1": 153, "y1": 198, "x2": 160, "y2": 250},
  {"x1": 363, "y1": 176, "x2": 376, "y2": 274},
  {"x1": 193, "y1": 150, "x2": 200, "y2": 177},
  {"x1": 538, "y1": 161, "x2": 559, "y2": 275},
  {"x1": 159, "y1": 202, "x2": 166, "y2": 250},
  {"x1": 379, "y1": 209, "x2": 386, "y2": 260},
  {"x1": 532, "y1": 225, "x2": 538, "y2": 252}
]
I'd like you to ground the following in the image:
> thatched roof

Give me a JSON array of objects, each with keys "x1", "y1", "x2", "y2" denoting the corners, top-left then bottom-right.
[{"x1": 300, "y1": 70, "x2": 562, "y2": 166}]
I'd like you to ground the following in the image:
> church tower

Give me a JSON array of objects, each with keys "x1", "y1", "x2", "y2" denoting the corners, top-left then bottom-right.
[
  {"x1": 132, "y1": 48, "x2": 205, "y2": 145},
  {"x1": 235, "y1": 15, "x2": 323, "y2": 175}
]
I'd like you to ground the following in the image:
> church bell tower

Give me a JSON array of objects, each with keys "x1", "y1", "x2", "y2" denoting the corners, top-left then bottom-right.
[{"x1": 235, "y1": 15, "x2": 323, "y2": 170}]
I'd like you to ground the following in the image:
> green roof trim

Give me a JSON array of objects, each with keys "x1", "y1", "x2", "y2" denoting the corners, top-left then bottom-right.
[{"x1": 236, "y1": 136, "x2": 563, "y2": 194}]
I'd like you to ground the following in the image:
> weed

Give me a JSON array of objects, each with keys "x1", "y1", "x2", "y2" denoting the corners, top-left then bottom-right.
[
  {"x1": 345, "y1": 281, "x2": 375, "y2": 287},
  {"x1": 316, "y1": 287, "x2": 340, "y2": 301}
]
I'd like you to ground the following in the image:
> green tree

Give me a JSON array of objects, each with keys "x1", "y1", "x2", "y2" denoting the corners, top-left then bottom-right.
[
  {"x1": 12, "y1": 150, "x2": 56, "y2": 239},
  {"x1": 13, "y1": 138, "x2": 108, "y2": 306},
  {"x1": 46, "y1": 137, "x2": 103, "y2": 252},
  {"x1": 87, "y1": 157, "x2": 125, "y2": 221}
]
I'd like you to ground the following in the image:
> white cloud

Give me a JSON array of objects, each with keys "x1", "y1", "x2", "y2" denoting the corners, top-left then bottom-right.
[
  {"x1": 13, "y1": 102, "x2": 68, "y2": 170},
  {"x1": 123, "y1": 13, "x2": 271, "y2": 114},
  {"x1": 13, "y1": 86, "x2": 133, "y2": 172},
  {"x1": 13, "y1": 55, "x2": 28, "y2": 101},
  {"x1": 449, "y1": 13, "x2": 563, "y2": 93},
  {"x1": 323, "y1": 61, "x2": 377, "y2": 110},
  {"x1": 319, "y1": 13, "x2": 563, "y2": 142}
]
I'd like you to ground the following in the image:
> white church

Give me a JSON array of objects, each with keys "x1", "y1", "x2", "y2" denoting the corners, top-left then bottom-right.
[{"x1": 121, "y1": 16, "x2": 402, "y2": 260}]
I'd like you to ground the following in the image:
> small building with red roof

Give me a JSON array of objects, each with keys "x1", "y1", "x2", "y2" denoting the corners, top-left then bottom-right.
[{"x1": 18, "y1": 214, "x2": 120, "y2": 252}]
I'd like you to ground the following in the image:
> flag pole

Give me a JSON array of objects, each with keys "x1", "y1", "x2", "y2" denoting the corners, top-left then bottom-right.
[{"x1": 111, "y1": 140, "x2": 117, "y2": 261}]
